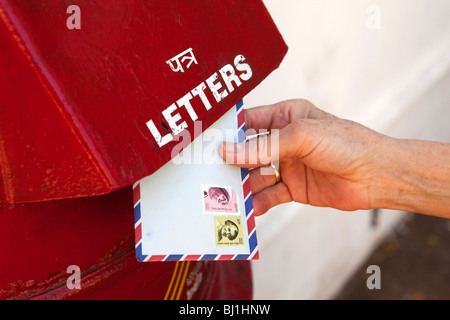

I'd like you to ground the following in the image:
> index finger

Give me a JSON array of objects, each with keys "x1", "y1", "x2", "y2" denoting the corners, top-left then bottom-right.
[{"x1": 245, "y1": 99, "x2": 337, "y2": 132}]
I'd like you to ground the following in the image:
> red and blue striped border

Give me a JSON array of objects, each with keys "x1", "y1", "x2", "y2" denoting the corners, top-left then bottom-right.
[{"x1": 133, "y1": 99, "x2": 258, "y2": 262}]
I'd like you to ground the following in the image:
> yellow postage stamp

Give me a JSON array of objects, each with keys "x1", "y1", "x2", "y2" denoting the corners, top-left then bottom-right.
[{"x1": 214, "y1": 215, "x2": 244, "y2": 247}]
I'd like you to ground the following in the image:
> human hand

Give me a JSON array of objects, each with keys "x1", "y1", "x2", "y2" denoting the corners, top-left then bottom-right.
[{"x1": 219, "y1": 99, "x2": 390, "y2": 216}]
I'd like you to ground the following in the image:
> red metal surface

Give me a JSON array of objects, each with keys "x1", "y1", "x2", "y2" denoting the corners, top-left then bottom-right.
[
  {"x1": 0, "y1": 184, "x2": 252, "y2": 300},
  {"x1": 0, "y1": 0, "x2": 287, "y2": 299},
  {"x1": 0, "y1": 0, "x2": 287, "y2": 203}
]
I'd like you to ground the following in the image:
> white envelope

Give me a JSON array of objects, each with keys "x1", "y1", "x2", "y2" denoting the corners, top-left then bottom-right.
[{"x1": 133, "y1": 100, "x2": 258, "y2": 262}]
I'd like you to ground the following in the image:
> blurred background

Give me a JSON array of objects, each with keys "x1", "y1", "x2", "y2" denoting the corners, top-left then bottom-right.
[{"x1": 244, "y1": 0, "x2": 450, "y2": 299}]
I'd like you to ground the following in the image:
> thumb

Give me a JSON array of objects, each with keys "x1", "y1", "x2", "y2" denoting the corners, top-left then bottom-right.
[{"x1": 219, "y1": 127, "x2": 293, "y2": 168}]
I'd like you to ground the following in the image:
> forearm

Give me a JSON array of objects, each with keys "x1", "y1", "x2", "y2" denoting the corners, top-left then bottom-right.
[{"x1": 372, "y1": 136, "x2": 450, "y2": 218}]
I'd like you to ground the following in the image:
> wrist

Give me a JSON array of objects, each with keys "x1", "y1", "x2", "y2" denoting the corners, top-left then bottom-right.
[
  {"x1": 368, "y1": 136, "x2": 418, "y2": 211},
  {"x1": 370, "y1": 136, "x2": 450, "y2": 217}
]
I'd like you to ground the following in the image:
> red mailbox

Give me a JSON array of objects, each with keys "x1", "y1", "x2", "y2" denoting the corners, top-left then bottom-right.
[{"x1": 0, "y1": 0, "x2": 287, "y2": 299}]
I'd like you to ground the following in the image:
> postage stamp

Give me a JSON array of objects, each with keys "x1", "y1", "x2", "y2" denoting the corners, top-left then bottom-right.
[
  {"x1": 214, "y1": 215, "x2": 244, "y2": 247},
  {"x1": 201, "y1": 185, "x2": 239, "y2": 215}
]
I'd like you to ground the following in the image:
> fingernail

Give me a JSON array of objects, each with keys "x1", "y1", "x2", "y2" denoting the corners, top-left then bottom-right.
[{"x1": 223, "y1": 142, "x2": 243, "y2": 153}]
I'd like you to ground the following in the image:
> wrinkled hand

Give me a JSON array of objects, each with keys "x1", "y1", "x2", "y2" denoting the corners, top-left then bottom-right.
[{"x1": 219, "y1": 99, "x2": 388, "y2": 216}]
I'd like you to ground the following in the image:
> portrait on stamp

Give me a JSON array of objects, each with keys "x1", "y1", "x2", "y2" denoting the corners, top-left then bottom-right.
[
  {"x1": 202, "y1": 185, "x2": 239, "y2": 215},
  {"x1": 214, "y1": 216, "x2": 244, "y2": 247}
]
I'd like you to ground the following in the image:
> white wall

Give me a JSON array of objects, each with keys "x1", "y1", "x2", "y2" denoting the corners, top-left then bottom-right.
[{"x1": 244, "y1": 0, "x2": 450, "y2": 299}]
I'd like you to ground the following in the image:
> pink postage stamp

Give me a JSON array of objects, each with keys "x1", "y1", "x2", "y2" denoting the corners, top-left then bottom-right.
[{"x1": 201, "y1": 184, "x2": 239, "y2": 215}]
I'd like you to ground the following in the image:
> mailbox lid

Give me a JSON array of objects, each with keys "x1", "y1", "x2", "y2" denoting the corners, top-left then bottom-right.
[{"x1": 0, "y1": 0, "x2": 287, "y2": 203}]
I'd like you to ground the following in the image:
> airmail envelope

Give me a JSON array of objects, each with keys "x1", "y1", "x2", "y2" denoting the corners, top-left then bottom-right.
[{"x1": 133, "y1": 100, "x2": 258, "y2": 262}]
